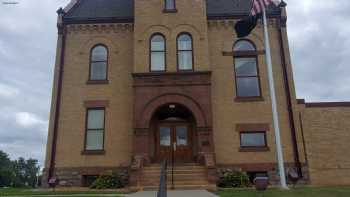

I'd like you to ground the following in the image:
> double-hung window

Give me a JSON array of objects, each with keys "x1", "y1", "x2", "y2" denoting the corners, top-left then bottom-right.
[
  {"x1": 164, "y1": 0, "x2": 176, "y2": 11},
  {"x1": 177, "y1": 33, "x2": 193, "y2": 71},
  {"x1": 90, "y1": 45, "x2": 108, "y2": 81},
  {"x1": 85, "y1": 108, "x2": 105, "y2": 151},
  {"x1": 150, "y1": 34, "x2": 166, "y2": 71},
  {"x1": 233, "y1": 40, "x2": 261, "y2": 98}
]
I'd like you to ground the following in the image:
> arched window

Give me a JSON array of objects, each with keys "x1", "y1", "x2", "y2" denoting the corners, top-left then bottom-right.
[
  {"x1": 150, "y1": 34, "x2": 166, "y2": 71},
  {"x1": 177, "y1": 33, "x2": 193, "y2": 71},
  {"x1": 90, "y1": 45, "x2": 108, "y2": 81},
  {"x1": 233, "y1": 40, "x2": 261, "y2": 98},
  {"x1": 234, "y1": 40, "x2": 256, "y2": 51}
]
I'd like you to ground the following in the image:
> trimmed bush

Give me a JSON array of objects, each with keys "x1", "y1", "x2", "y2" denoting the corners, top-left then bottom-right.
[
  {"x1": 90, "y1": 171, "x2": 128, "y2": 189},
  {"x1": 217, "y1": 169, "x2": 250, "y2": 188}
]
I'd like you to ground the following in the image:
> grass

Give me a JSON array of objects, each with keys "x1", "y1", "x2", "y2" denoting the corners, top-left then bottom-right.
[
  {"x1": 217, "y1": 187, "x2": 350, "y2": 197},
  {"x1": 3, "y1": 187, "x2": 350, "y2": 197},
  {"x1": 0, "y1": 188, "x2": 123, "y2": 197}
]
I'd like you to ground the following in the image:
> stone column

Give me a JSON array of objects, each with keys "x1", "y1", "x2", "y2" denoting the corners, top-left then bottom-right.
[
  {"x1": 132, "y1": 128, "x2": 150, "y2": 164},
  {"x1": 197, "y1": 127, "x2": 217, "y2": 184},
  {"x1": 130, "y1": 128, "x2": 150, "y2": 188}
]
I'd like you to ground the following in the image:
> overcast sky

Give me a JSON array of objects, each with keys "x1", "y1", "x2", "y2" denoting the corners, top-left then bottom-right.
[{"x1": 0, "y1": 0, "x2": 349, "y2": 167}]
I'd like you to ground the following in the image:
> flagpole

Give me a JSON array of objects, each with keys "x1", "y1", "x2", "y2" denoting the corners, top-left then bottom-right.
[{"x1": 262, "y1": 8, "x2": 288, "y2": 189}]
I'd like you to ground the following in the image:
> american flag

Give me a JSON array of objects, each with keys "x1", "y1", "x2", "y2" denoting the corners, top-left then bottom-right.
[{"x1": 251, "y1": 0, "x2": 280, "y2": 16}]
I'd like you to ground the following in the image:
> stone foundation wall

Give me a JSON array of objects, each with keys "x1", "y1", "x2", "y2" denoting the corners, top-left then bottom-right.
[
  {"x1": 216, "y1": 163, "x2": 309, "y2": 186},
  {"x1": 42, "y1": 167, "x2": 129, "y2": 187}
]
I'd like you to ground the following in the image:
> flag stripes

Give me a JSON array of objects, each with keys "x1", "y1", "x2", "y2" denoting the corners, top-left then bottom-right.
[
  {"x1": 251, "y1": 0, "x2": 280, "y2": 16},
  {"x1": 234, "y1": 0, "x2": 281, "y2": 38}
]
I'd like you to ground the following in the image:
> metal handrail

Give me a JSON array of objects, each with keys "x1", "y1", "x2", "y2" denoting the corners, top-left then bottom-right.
[{"x1": 157, "y1": 160, "x2": 168, "y2": 197}]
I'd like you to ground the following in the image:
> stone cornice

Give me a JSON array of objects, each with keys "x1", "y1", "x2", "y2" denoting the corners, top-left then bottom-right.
[
  {"x1": 66, "y1": 23, "x2": 134, "y2": 34},
  {"x1": 132, "y1": 71, "x2": 212, "y2": 87},
  {"x1": 207, "y1": 18, "x2": 281, "y2": 30}
]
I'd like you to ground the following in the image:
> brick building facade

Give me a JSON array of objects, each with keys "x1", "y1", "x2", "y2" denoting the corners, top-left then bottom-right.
[{"x1": 43, "y1": 0, "x2": 350, "y2": 189}]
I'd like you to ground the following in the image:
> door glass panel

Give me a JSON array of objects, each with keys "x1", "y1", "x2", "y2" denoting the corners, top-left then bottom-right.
[
  {"x1": 176, "y1": 126, "x2": 188, "y2": 146},
  {"x1": 160, "y1": 127, "x2": 171, "y2": 146}
]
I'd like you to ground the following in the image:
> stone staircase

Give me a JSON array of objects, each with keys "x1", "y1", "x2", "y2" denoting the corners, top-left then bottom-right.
[{"x1": 138, "y1": 163, "x2": 216, "y2": 190}]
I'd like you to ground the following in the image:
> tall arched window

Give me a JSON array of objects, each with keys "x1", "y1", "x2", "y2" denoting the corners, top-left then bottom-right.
[
  {"x1": 90, "y1": 45, "x2": 108, "y2": 81},
  {"x1": 150, "y1": 34, "x2": 166, "y2": 71},
  {"x1": 233, "y1": 40, "x2": 261, "y2": 98},
  {"x1": 177, "y1": 33, "x2": 193, "y2": 71}
]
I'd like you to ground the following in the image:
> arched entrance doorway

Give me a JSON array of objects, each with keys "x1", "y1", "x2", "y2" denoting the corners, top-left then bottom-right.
[
  {"x1": 130, "y1": 72, "x2": 217, "y2": 187},
  {"x1": 151, "y1": 104, "x2": 197, "y2": 163},
  {"x1": 132, "y1": 92, "x2": 215, "y2": 169}
]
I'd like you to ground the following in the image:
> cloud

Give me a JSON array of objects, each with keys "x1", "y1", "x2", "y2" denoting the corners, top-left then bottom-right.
[
  {"x1": 287, "y1": 0, "x2": 350, "y2": 102},
  {"x1": 0, "y1": 0, "x2": 70, "y2": 165},
  {"x1": 15, "y1": 112, "x2": 47, "y2": 128},
  {"x1": 0, "y1": 83, "x2": 19, "y2": 98}
]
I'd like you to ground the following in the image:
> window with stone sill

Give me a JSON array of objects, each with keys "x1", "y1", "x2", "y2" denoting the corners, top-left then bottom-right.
[
  {"x1": 85, "y1": 108, "x2": 105, "y2": 151},
  {"x1": 177, "y1": 33, "x2": 193, "y2": 71},
  {"x1": 240, "y1": 131, "x2": 267, "y2": 148},
  {"x1": 150, "y1": 33, "x2": 166, "y2": 72},
  {"x1": 164, "y1": 0, "x2": 176, "y2": 11},
  {"x1": 233, "y1": 40, "x2": 262, "y2": 98},
  {"x1": 89, "y1": 44, "x2": 108, "y2": 81}
]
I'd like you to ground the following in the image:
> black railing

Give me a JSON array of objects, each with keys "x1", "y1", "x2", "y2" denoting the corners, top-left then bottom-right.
[{"x1": 157, "y1": 160, "x2": 168, "y2": 197}]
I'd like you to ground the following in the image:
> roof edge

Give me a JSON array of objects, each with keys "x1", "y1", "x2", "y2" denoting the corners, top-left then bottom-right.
[
  {"x1": 63, "y1": 0, "x2": 80, "y2": 13},
  {"x1": 207, "y1": 12, "x2": 281, "y2": 20},
  {"x1": 297, "y1": 99, "x2": 350, "y2": 108}
]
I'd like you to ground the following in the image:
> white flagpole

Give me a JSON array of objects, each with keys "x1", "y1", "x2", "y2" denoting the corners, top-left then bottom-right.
[{"x1": 262, "y1": 8, "x2": 288, "y2": 189}]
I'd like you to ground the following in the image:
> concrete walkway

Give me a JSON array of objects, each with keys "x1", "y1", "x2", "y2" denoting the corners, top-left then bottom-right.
[{"x1": 126, "y1": 190, "x2": 218, "y2": 197}]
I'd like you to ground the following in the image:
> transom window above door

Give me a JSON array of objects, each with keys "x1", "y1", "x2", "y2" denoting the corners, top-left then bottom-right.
[{"x1": 150, "y1": 34, "x2": 166, "y2": 72}]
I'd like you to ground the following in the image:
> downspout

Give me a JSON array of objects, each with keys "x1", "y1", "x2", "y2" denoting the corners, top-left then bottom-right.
[
  {"x1": 48, "y1": 8, "x2": 67, "y2": 181},
  {"x1": 277, "y1": 6, "x2": 303, "y2": 177}
]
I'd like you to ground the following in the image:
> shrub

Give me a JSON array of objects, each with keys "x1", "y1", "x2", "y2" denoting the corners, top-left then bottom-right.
[
  {"x1": 90, "y1": 171, "x2": 128, "y2": 189},
  {"x1": 217, "y1": 169, "x2": 250, "y2": 188}
]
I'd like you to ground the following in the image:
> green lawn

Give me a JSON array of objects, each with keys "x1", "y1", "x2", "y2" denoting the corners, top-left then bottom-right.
[
  {"x1": 0, "y1": 188, "x2": 122, "y2": 196},
  {"x1": 218, "y1": 187, "x2": 350, "y2": 197},
  {"x1": 3, "y1": 187, "x2": 350, "y2": 197}
]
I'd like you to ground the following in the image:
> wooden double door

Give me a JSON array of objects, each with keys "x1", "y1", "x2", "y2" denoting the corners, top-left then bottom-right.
[{"x1": 156, "y1": 122, "x2": 193, "y2": 163}]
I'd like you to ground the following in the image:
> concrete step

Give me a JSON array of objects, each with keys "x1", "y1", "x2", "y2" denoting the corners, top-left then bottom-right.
[
  {"x1": 144, "y1": 165, "x2": 205, "y2": 170},
  {"x1": 140, "y1": 180, "x2": 210, "y2": 186},
  {"x1": 139, "y1": 164, "x2": 211, "y2": 190},
  {"x1": 143, "y1": 169, "x2": 207, "y2": 176},
  {"x1": 140, "y1": 184, "x2": 217, "y2": 191},
  {"x1": 142, "y1": 174, "x2": 207, "y2": 181}
]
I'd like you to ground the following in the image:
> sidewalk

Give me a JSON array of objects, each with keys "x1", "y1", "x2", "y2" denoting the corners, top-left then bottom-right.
[{"x1": 126, "y1": 190, "x2": 218, "y2": 197}]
